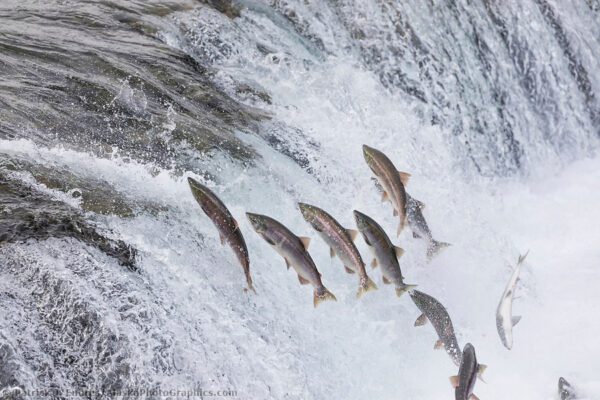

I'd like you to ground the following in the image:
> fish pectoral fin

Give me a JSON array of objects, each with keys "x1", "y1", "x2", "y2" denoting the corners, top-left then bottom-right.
[
  {"x1": 413, "y1": 231, "x2": 421, "y2": 239},
  {"x1": 397, "y1": 170, "x2": 411, "y2": 185},
  {"x1": 416, "y1": 199, "x2": 425, "y2": 210},
  {"x1": 330, "y1": 247, "x2": 336, "y2": 258},
  {"x1": 434, "y1": 339, "x2": 443, "y2": 350},
  {"x1": 346, "y1": 229, "x2": 358, "y2": 241},
  {"x1": 299, "y1": 236, "x2": 311, "y2": 250},
  {"x1": 382, "y1": 276, "x2": 391, "y2": 284},
  {"x1": 284, "y1": 258, "x2": 291, "y2": 270},
  {"x1": 449, "y1": 375, "x2": 459, "y2": 388},
  {"x1": 344, "y1": 265, "x2": 355, "y2": 274},
  {"x1": 512, "y1": 316, "x2": 521, "y2": 326},
  {"x1": 297, "y1": 274, "x2": 310, "y2": 285},
  {"x1": 469, "y1": 394, "x2": 480, "y2": 400},
  {"x1": 477, "y1": 364, "x2": 487, "y2": 381},
  {"x1": 232, "y1": 217, "x2": 239, "y2": 230},
  {"x1": 394, "y1": 246, "x2": 405, "y2": 259},
  {"x1": 414, "y1": 313, "x2": 428, "y2": 326},
  {"x1": 393, "y1": 208, "x2": 398, "y2": 217},
  {"x1": 370, "y1": 258, "x2": 378, "y2": 268},
  {"x1": 219, "y1": 233, "x2": 226, "y2": 245},
  {"x1": 381, "y1": 191, "x2": 389, "y2": 203}
]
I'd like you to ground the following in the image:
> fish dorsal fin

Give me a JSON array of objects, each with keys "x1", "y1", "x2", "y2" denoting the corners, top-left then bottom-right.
[
  {"x1": 414, "y1": 313, "x2": 428, "y2": 326},
  {"x1": 394, "y1": 246, "x2": 405, "y2": 259},
  {"x1": 393, "y1": 208, "x2": 398, "y2": 217},
  {"x1": 381, "y1": 191, "x2": 389, "y2": 203},
  {"x1": 346, "y1": 229, "x2": 358, "y2": 241},
  {"x1": 370, "y1": 258, "x2": 378, "y2": 268},
  {"x1": 297, "y1": 274, "x2": 310, "y2": 285},
  {"x1": 232, "y1": 217, "x2": 239, "y2": 230},
  {"x1": 219, "y1": 233, "x2": 226, "y2": 245},
  {"x1": 284, "y1": 258, "x2": 291, "y2": 270},
  {"x1": 398, "y1": 171, "x2": 411, "y2": 185},
  {"x1": 512, "y1": 316, "x2": 521, "y2": 326},
  {"x1": 382, "y1": 276, "x2": 391, "y2": 284},
  {"x1": 449, "y1": 375, "x2": 459, "y2": 388},
  {"x1": 344, "y1": 266, "x2": 355, "y2": 274},
  {"x1": 299, "y1": 236, "x2": 311, "y2": 250},
  {"x1": 329, "y1": 247, "x2": 335, "y2": 258},
  {"x1": 434, "y1": 339, "x2": 443, "y2": 349}
]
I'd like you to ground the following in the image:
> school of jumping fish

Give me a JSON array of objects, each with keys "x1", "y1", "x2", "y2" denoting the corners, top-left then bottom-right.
[{"x1": 187, "y1": 144, "x2": 572, "y2": 400}]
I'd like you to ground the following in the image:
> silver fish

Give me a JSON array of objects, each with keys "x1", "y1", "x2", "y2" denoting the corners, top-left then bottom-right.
[
  {"x1": 405, "y1": 193, "x2": 451, "y2": 259},
  {"x1": 496, "y1": 252, "x2": 528, "y2": 349}
]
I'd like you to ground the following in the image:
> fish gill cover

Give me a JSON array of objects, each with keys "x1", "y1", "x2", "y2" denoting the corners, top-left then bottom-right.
[{"x1": 0, "y1": 0, "x2": 599, "y2": 399}]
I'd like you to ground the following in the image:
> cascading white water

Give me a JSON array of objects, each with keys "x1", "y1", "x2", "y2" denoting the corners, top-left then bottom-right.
[{"x1": 1, "y1": 0, "x2": 599, "y2": 399}]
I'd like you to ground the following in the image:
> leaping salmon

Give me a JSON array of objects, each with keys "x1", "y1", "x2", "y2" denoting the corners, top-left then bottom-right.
[{"x1": 496, "y1": 252, "x2": 529, "y2": 350}]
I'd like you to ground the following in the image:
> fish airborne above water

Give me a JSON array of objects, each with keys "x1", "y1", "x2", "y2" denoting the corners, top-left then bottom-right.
[
  {"x1": 496, "y1": 252, "x2": 529, "y2": 350},
  {"x1": 246, "y1": 212, "x2": 336, "y2": 307},
  {"x1": 362, "y1": 145, "x2": 411, "y2": 236},
  {"x1": 405, "y1": 193, "x2": 451, "y2": 259},
  {"x1": 450, "y1": 343, "x2": 480, "y2": 400},
  {"x1": 298, "y1": 203, "x2": 378, "y2": 298},
  {"x1": 188, "y1": 177, "x2": 255, "y2": 294},
  {"x1": 353, "y1": 210, "x2": 416, "y2": 297}
]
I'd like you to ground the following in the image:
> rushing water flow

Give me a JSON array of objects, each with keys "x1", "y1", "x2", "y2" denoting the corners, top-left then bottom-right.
[{"x1": 1, "y1": 0, "x2": 599, "y2": 399}]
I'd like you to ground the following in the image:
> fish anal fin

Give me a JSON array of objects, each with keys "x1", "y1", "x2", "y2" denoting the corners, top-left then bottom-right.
[
  {"x1": 370, "y1": 258, "x2": 378, "y2": 268},
  {"x1": 417, "y1": 200, "x2": 425, "y2": 210},
  {"x1": 449, "y1": 375, "x2": 459, "y2": 388},
  {"x1": 330, "y1": 247, "x2": 335, "y2": 258},
  {"x1": 381, "y1": 191, "x2": 389, "y2": 203},
  {"x1": 299, "y1": 236, "x2": 311, "y2": 250},
  {"x1": 344, "y1": 265, "x2": 355, "y2": 274},
  {"x1": 414, "y1": 313, "x2": 428, "y2": 326},
  {"x1": 398, "y1": 171, "x2": 411, "y2": 185},
  {"x1": 219, "y1": 233, "x2": 226, "y2": 245},
  {"x1": 394, "y1": 246, "x2": 404, "y2": 259},
  {"x1": 382, "y1": 276, "x2": 391, "y2": 284},
  {"x1": 470, "y1": 394, "x2": 480, "y2": 400},
  {"x1": 434, "y1": 339, "x2": 443, "y2": 349},
  {"x1": 232, "y1": 218, "x2": 238, "y2": 230},
  {"x1": 298, "y1": 274, "x2": 310, "y2": 285},
  {"x1": 512, "y1": 316, "x2": 521, "y2": 326},
  {"x1": 346, "y1": 229, "x2": 358, "y2": 241},
  {"x1": 284, "y1": 258, "x2": 291, "y2": 270}
]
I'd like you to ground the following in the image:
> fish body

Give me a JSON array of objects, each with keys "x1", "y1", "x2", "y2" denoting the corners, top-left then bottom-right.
[
  {"x1": 410, "y1": 289, "x2": 462, "y2": 365},
  {"x1": 452, "y1": 343, "x2": 479, "y2": 400},
  {"x1": 362, "y1": 145, "x2": 410, "y2": 236},
  {"x1": 405, "y1": 193, "x2": 450, "y2": 259},
  {"x1": 558, "y1": 377, "x2": 577, "y2": 400},
  {"x1": 298, "y1": 203, "x2": 377, "y2": 298},
  {"x1": 353, "y1": 210, "x2": 415, "y2": 296},
  {"x1": 188, "y1": 177, "x2": 254, "y2": 293},
  {"x1": 246, "y1": 212, "x2": 336, "y2": 307},
  {"x1": 496, "y1": 253, "x2": 528, "y2": 349}
]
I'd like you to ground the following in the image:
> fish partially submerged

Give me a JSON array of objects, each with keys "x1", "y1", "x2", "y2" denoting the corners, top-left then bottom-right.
[
  {"x1": 410, "y1": 289, "x2": 462, "y2": 365},
  {"x1": 405, "y1": 193, "x2": 451, "y2": 259},
  {"x1": 353, "y1": 210, "x2": 416, "y2": 297},
  {"x1": 558, "y1": 377, "x2": 577, "y2": 400},
  {"x1": 188, "y1": 177, "x2": 255, "y2": 294},
  {"x1": 246, "y1": 212, "x2": 336, "y2": 307},
  {"x1": 362, "y1": 145, "x2": 411, "y2": 236},
  {"x1": 298, "y1": 203, "x2": 377, "y2": 298},
  {"x1": 496, "y1": 252, "x2": 529, "y2": 349},
  {"x1": 450, "y1": 343, "x2": 481, "y2": 400}
]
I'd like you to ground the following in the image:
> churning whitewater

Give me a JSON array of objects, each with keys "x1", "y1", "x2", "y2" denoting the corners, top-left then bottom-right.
[{"x1": 1, "y1": 0, "x2": 599, "y2": 399}]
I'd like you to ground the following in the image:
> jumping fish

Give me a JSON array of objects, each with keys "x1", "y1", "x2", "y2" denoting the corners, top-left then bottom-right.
[
  {"x1": 450, "y1": 343, "x2": 480, "y2": 400},
  {"x1": 558, "y1": 377, "x2": 577, "y2": 400},
  {"x1": 362, "y1": 145, "x2": 411, "y2": 236},
  {"x1": 246, "y1": 212, "x2": 336, "y2": 307},
  {"x1": 353, "y1": 210, "x2": 416, "y2": 297},
  {"x1": 496, "y1": 252, "x2": 529, "y2": 350},
  {"x1": 188, "y1": 177, "x2": 255, "y2": 294},
  {"x1": 405, "y1": 193, "x2": 451, "y2": 259},
  {"x1": 298, "y1": 203, "x2": 377, "y2": 298}
]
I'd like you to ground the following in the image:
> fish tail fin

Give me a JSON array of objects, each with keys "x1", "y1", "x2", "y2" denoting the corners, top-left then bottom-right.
[
  {"x1": 356, "y1": 276, "x2": 378, "y2": 299},
  {"x1": 518, "y1": 251, "x2": 529, "y2": 265},
  {"x1": 396, "y1": 284, "x2": 417, "y2": 297},
  {"x1": 248, "y1": 283, "x2": 257, "y2": 295},
  {"x1": 477, "y1": 364, "x2": 487, "y2": 382},
  {"x1": 427, "y1": 240, "x2": 451, "y2": 259},
  {"x1": 314, "y1": 288, "x2": 337, "y2": 308}
]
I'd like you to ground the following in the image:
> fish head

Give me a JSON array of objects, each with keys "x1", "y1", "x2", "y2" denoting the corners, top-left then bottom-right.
[
  {"x1": 362, "y1": 144, "x2": 383, "y2": 174},
  {"x1": 246, "y1": 212, "x2": 268, "y2": 234},
  {"x1": 409, "y1": 290, "x2": 428, "y2": 310},
  {"x1": 188, "y1": 177, "x2": 209, "y2": 201},
  {"x1": 298, "y1": 202, "x2": 317, "y2": 221},
  {"x1": 353, "y1": 210, "x2": 371, "y2": 233}
]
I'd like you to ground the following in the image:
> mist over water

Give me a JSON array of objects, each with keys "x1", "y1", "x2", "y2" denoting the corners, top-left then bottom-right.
[{"x1": 1, "y1": 0, "x2": 599, "y2": 399}]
